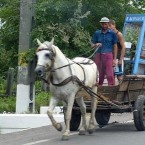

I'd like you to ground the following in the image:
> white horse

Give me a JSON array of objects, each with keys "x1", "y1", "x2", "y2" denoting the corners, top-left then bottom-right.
[{"x1": 35, "y1": 38, "x2": 98, "y2": 140}]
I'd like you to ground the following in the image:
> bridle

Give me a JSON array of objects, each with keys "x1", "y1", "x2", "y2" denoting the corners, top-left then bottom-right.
[{"x1": 36, "y1": 47, "x2": 56, "y2": 72}]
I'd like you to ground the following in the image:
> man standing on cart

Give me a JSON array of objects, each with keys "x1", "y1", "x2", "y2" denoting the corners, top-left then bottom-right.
[
  {"x1": 109, "y1": 19, "x2": 126, "y2": 82},
  {"x1": 91, "y1": 17, "x2": 118, "y2": 86}
]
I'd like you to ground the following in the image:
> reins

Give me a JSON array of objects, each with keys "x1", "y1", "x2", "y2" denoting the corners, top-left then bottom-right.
[
  {"x1": 77, "y1": 81, "x2": 121, "y2": 109},
  {"x1": 73, "y1": 77, "x2": 121, "y2": 109},
  {"x1": 73, "y1": 45, "x2": 100, "y2": 59},
  {"x1": 51, "y1": 60, "x2": 94, "y2": 71}
]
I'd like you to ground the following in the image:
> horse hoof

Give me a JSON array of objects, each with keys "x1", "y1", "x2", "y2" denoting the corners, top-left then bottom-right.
[
  {"x1": 87, "y1": 128, "x2": 95, "y2": 134},
  {"x1": 56, "y1": 123, "x2": 63, "y2": 131},
  {"x1": 79, "y1": 130, "x2": 86, "y2": 135},
  {"x1": 61, "y1": 135, "x2": 69, "y2": 141}
]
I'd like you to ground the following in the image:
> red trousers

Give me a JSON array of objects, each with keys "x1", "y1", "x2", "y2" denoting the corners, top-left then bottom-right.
[{"x1": 95, "y1": 52, "x2": 115, "y2": 86}]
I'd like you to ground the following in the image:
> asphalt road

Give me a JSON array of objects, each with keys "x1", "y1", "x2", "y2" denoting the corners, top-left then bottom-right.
[{"x1": 0, "y1": 113, "x2": 145, "y2": 145}]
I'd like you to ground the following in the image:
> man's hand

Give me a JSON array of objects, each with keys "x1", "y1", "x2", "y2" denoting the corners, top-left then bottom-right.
[
  {"x1": 95, "y1": 43, "x2": 102, "y2": 48},
  {"x1": 118, "y1": 59, "x2": 123, "y2": 65},
  {"x1": 112, "y1": 59, "x2": 116, "y2": 66},
  {"x1": 92, "y1": 43, "x2": 102, "y2": 48}
]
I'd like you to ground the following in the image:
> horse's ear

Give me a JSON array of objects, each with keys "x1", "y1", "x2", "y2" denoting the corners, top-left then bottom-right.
[
  {"x1": 50, "y1": 38, "x2": 56, "y2": 55},
  {"x1": 50, "y1": 37, "x2": 54, "y2": 45},
  {"x1": 37, "y1": 39, "x2": 42, "y2": 46}
]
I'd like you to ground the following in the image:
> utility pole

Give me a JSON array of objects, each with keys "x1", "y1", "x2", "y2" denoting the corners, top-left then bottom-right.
[{"x1": 16, "y1": 0, "x2": 36, "y2": 113}]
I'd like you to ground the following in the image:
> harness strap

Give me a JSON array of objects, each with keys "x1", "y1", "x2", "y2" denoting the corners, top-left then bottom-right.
[
  {"x1": 50, "y1": 59, "x2": 93, "y2": 86},
  {"x1": 52, "y1": 61, "x2": 94, "y2": 71},
  {"x1": 73, "y1": 62, "x2": 86, "y2": 84},
  {"x1": 50, "y1": 75, "x2": 83, "y2": 87},
  {"x1": 41, "y1": 74, "x2": 121, "y2": 109},
  {"x1": 75, "y1": 80, "x2": 121, "y2": 109},
  {"x1": 65, "y1": 57, "x2": 74, "y2": 83}
]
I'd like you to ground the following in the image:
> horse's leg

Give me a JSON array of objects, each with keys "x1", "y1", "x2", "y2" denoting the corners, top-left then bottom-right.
[
  {"x1": 47, "y1": 97, "x2": 63, "y2": 131},
  {"x1": 76, "y1": 96, "x2": 87, "y2": 135},
  {"x1": 63, "y1": 101, "x2": 67, "y2": 117},
  {"x1": 87, "y1": 86, "x2": 98, "y2": 134},
  {"x1": 62, "y1": 96, "x2": 75, "y2": 140}
]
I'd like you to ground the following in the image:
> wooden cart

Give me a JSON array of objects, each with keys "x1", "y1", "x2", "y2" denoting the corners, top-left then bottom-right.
[{"x1": 70, "y1": 75, "x2": 145, "y2": 131}]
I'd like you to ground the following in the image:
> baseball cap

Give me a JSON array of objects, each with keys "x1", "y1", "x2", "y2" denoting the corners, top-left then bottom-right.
[{"x1": 99, "y1": 17, "x2": 109, "y2": 23}]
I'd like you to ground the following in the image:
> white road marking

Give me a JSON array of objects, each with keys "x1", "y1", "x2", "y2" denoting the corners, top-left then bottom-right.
[
  {"x1": 23, "y1": 139, "x2": 51, "y2": 145},
  {"x1": 22, "y1": 132, "x2": 78, "y2": 145}
]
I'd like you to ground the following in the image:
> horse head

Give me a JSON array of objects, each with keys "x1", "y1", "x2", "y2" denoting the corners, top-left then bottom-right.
[{"x1": 35, "y1": 38, "x2": 56, "y2": 77}]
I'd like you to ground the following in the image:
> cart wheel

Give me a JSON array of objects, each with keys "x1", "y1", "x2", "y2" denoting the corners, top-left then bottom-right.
[
  {"x1": 64, "y1": 109, "x2": 81, "y2": 131},
  {"x1": 133, "y1": 95, "x2": 145, "y2": 131},
  {"x1": 95, "y1": 111, "x2": 111, "y2": 127}
]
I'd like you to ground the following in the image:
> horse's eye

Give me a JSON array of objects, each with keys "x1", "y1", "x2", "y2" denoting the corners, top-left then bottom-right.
[{"x1": 45, "y1": 53, "x2": 49, "y2": 58}]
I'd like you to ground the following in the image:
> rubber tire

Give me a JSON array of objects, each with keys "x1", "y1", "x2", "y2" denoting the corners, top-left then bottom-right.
[
  {"x1": 95, "y1": 111, "x2": 111, "y2": 126},
  {"x1": 64, "y1": 109, "x2": 81, "y2": 131},
  {"x1": 133, "y1": 95, "x2": 145, "y2": 131}
]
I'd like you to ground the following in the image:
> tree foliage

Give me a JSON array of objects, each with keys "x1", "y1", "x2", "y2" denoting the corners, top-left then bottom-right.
[
  {"x1": 0, "y1": 0, "x2": 20, "y2": 76},
  {"x1": 0, "y1": 0, "x2": 145, "y2": 77},
  {"x1": 32, "y1": 0, "x2": 92, "y2": 58}
]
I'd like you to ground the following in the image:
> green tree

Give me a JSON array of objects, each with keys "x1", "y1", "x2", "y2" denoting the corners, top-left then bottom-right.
[
  {"x1": 32, "y1": 0, "x2": 92, "y2": 58},
  {"x1": 0, "y1": 0, "x2": 20, "y2": 76},
  {"x1": 0, "y1": 0, "x2": 145, "y2": 77}
]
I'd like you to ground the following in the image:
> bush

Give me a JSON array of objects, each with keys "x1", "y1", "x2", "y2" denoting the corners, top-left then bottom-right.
[
  {"x1": 0, "y1": 77, "x2": 6, "y2": 94},
  {"x1": 0, "y1": 78, "x2": 60, "y2": 113},
  {"x1": 0, "y1": 91, "x2": 51, "y2": 113},
  {"x1": 35, "y1": 91, "x2": 51, "y2": 113},
  {"x1": 0, "y1": 97, "x2": 16, "y2": 113}
]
